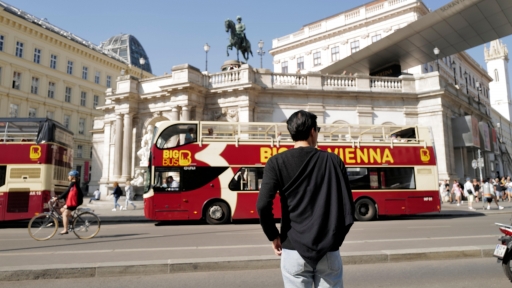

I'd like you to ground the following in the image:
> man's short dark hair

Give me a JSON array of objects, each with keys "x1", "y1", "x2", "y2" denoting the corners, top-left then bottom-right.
[{"x1": 286, "y1": 110, "x2": 318, "y2": 141}]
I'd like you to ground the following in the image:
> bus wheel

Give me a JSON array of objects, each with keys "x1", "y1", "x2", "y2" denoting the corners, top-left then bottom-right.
[
  {"x1": 205, "y1": 202, "x2": 230, "y2": 225},
  {"x1": 355, "y1": 199, "x2": 376, "y2": 221}
]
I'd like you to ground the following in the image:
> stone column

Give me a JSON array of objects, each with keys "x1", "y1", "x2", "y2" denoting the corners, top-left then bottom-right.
[
  {"x1": 181, "y1": 106, "x2": 191, "y2": 121},
  {"x1": 100, "y1": 120, "x2": 112, "y2": 183},
  {"x1": 121, "y1": 113, "x2": 133, "y2": 181},
  {"x1": 113, "y1": 114, "x2": 123, "y2": 179},
  {"x1": 195, "y1": 106, "x2": 203, "y2": 121},
  {"x1": 171, "y1": 106, "x2": 179, "y2": 121}
]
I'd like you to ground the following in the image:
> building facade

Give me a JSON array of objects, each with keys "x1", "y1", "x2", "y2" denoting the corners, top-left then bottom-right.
[
  {"x1": 91, "y1": 0, "x2": 512, "y2": 195},
  {"x1": 0, "y1": 2, "x2": 153, "y2": 187},
  {"x1": 270, "y1": 0, "x2": 428, "y2": 74}
]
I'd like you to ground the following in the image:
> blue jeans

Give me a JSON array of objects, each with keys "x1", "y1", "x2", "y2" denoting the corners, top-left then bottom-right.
[
  {"x1": 281, "y1": 249, "x2": 343, "y2": 288},
  {"x1": 114, "y1": 197, "x2": 121, "y2": 209}
]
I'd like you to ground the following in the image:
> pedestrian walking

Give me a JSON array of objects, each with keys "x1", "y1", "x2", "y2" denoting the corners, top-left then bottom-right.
[
  {"x1": 89, "y1": 187, "x2": 101, "y2": 203},
  {"x1": 123, "y1": 181, "x2": 137, "y2": 210},
  {"x1": 463, "y1": 178, "x2": 475, "y2": 210},
  {"x1": 451, "y1": 180, "x2": 462, "y2": 206},
  {"x1": 506, "y1": 176, "x2": 512, "y2": 202},
  {"x1": 257, "y1": 110, "x2": 355, "y2": 288},
  {"x1": 439, "y1": 181, "x2": 445, "y2": 204},
  {"x1": 494, "y1": 177, "x2": 503, "y2": 201},
  {"x1": 112, "y1": 182, "x2": 123, "y2": 211},
  {"x1": 482, "y1": 178, "x2": 504, "y2": 210},
  {"x1": 472, "y1": 179, "x2": 481, "y2": 203}
]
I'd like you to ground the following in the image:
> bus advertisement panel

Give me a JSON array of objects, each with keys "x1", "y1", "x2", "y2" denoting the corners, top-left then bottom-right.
[{"x1": 143, "y1": 121, "x2": 439, "y2": 223}]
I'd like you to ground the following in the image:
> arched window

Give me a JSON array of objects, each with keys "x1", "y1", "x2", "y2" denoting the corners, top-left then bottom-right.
[{"x1": 495, "y1": 69, "x2": 499, "y2": 82}]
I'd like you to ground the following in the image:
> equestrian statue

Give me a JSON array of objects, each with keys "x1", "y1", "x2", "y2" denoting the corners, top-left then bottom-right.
[{"x1": 225, "y1": 16, "x2": 253, "y2": 62}]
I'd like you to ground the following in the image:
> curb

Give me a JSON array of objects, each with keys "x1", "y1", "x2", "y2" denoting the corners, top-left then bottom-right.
[
  {"x1": 87, "y1": 209, "x2": 512, "y2": 223},
  {"x1": 0, "y1": 246, "x2": 496, "y2": 281}
]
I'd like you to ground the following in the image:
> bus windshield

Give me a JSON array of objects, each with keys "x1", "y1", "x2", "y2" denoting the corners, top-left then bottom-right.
[{"x1": 156, "y1": 124, "x2": 197, "y2": 149}]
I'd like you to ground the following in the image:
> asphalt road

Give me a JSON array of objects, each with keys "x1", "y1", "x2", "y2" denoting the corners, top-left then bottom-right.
[
  {"x1": 0, "y1": 213, "x2": 510, "y2": 268},
  {"x1": 4, "y1": 258, "x2": 511, "y2": 288}
]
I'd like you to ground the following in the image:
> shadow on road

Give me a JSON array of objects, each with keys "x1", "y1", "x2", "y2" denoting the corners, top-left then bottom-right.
[{"x1": 154, "y1": 218, "x2": 264, "y2": 226}]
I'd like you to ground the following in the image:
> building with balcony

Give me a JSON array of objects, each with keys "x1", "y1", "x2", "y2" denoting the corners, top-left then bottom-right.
[
  {"x1": 0, "y1": 1, "x2": 153, "y2": 188},
  {"x1": 270, "y1": 0, "x2": 428, "y2": 74},
  {"x1": 92, "y1": 0, "x2": 512, "y2": 195}
]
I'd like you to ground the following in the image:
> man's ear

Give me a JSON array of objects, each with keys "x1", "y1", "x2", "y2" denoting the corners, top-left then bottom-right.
[{"x1": 309, "y1": 127, "x2": 316, "y2": 139}]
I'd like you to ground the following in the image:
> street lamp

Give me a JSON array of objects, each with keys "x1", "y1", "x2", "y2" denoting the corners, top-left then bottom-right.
[
  {"x1": 139, "y1": 57, "x2": 146, "y2": 79},
  {"x1": 433, "y1": 47, "x2": 440, "y2": 71},
  {"x1": 257, "y1": 40, "x2": 265, "y2": 69},
  {"x1": 464, "y1": 71, "x2": 469, "y2": 95},
  {"x1": 476, "y1": 81, "x2": 481, "y2": 103},
  {"x1": 203, "y1": 43, "x2": 210, "y2": 72},
  {"x1": 451, "y1": 60, "x2": 457, "y2": 85},
  {"x1": 497, "y1": 122, "x2": 503, "y2": 142}
]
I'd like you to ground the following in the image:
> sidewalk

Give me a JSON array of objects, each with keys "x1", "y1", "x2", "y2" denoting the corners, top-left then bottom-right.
[
  {"x1": 0, "y1": 245, "x2": 497, "y2": 281},
  {"x1": 82, "y1": 197, "x2": 146, "y2": 222}
]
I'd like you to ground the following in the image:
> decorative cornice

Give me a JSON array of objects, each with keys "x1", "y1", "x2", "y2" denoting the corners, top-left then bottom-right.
[
  {"x1": 0, "y1": 11, "x2": 132, "y2": 74},
  {"x1": 269, "y1": 5, "x2": 428, "y2": 56}
]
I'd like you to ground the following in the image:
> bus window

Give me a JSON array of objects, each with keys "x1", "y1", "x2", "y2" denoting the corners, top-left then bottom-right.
[
  {"x1": 153, "y1": 167, "x2": 180, "y2": 191},
  {"x1": 0, "y1": 166, "x2": 6, "y2": 187},
  {"x1": 347, "y1": 167, "x2": 415, "y2": 190},
  {"x1": 156, "y1": 124, "x2": 197, "y2": 149},
  {"x1": 380, "y1": 167, "x2": 415, "y2": 189},
  {"x1": 347, "y1": 168, "x2": 370, "y2": 190},
  {"x1": 180, "y1": 167, "x2": 228, "y2": 191},
  {"x1": 229, "y1": 167, "x2": 264, "y2": 191}
]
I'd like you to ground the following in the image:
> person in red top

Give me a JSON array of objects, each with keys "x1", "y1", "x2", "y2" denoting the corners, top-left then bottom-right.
[{"x1": 54, "y1": 170, "x2": 83, "y2": 235}]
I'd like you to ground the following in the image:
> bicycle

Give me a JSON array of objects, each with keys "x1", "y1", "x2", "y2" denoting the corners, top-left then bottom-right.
[{"x1": 28, "y1": 199, "x2": 101, "y2": 241}]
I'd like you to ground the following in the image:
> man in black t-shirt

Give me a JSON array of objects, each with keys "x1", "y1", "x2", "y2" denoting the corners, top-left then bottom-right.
[{"x1": 257, "y1": 110, "x2": 354, "y2": 287}]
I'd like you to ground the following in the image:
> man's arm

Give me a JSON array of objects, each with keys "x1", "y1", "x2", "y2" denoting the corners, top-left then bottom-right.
[{"x1": 256, "y1": 158, "x2": 280, "y2": 243}]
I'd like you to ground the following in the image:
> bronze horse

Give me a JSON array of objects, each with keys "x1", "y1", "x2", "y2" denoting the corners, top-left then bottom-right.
[{"x1": 225, "y1": 19, "x2": 253, "y2": 62}]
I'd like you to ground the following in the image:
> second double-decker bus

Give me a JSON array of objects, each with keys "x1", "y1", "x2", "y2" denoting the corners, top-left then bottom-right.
[
  {"x1": 143, "y1": 121, "x2": 439, "y2": 223},
  {"x1": 0, "y1": 118, "x2": 74, "y2": 221}
]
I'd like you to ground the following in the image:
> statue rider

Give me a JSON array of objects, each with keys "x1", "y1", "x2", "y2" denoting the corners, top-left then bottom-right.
[{"x1": 235, "y1": 16, "x2": 247, "y2": 47}]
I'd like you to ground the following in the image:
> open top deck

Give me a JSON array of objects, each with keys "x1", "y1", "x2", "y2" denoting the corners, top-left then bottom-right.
[{"x1": 154, "y1": 121, "x2": 433, "y2": 148}]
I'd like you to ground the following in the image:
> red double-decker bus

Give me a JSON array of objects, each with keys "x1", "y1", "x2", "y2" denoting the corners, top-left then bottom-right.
[
  {"x1": 143, "y1": 121, "x2": 439, "y2": 223},
  {"x1": 0, "y1": 118, "x2": 73, "y2": 221}
]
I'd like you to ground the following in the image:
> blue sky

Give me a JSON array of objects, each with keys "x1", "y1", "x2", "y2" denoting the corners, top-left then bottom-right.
[{"x1": 7, "y1": 0, "x2": 512, "y2": 78}]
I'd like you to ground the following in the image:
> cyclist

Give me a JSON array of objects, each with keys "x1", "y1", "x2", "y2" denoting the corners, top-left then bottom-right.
[{"x1": 54, "y1": 170, "x2": 84, "y2": 235}]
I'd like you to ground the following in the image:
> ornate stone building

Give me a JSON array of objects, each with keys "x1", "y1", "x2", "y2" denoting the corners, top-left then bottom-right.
[
  {"x1": 0, "y1": 2, "x2": 153, "y2": 185},
  {"x1": 91, "y1": 0, "x2": 512, "y2": 195},
  {"x1": 92, "y1": 61, "x2": 495, "y2": 194}
]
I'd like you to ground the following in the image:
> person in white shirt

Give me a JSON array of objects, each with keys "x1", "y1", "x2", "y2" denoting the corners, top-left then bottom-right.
[
  {"x1": 89, "y1": 188, "x2": 101, "y2": 203},
  {"x1": 162, "y1": 176, "x2": 179, "y2": 191},
  {"x1": 123, "y1": 181, "x2": 136, "y2": 210},
  {"x1": 463, "y1": 178, "x2": 475, "y2": 210}
]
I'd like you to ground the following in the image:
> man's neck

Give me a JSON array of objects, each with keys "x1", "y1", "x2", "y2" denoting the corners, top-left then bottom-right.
[{"x1": 294, "y1": 140, "x2": 314, "y2": 148}]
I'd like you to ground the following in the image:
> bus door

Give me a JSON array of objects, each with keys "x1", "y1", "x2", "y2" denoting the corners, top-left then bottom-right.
[
  {"x1": 0, "y1": 197, "x2": 3, "y2": 221},
  {"x1": 228, "y1": 167, "x2": 276, "y2": 219},
  {"x1": 152, "y1": 167, "x2": 188, "y2": 220},
  {"x1": 0, "y1": 165, "x2": 4, "y2": 220}
]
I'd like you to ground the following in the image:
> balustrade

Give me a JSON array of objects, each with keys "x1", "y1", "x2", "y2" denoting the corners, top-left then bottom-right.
[
  {"x1": 389, "y1": 0, "x2": 407, "y2": 6},
  {"x1": 323, "y1": 76, "x2": 356, "y2": 88},
  {"x1": 272, "y1": 74, "x2": 307, "y2": 86},
  {"x1": 367, "y1": 3, "x2": 384, "y2": 14},
  {"x1": 370, "y1": 77, "x2": 402, "y2": 89},
  {"x1": 345, "y1": 10, "x2": 360, "y2": 20},
  {"x1": 208, "y1": 70, "x2": 241, "y2": 86}
]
